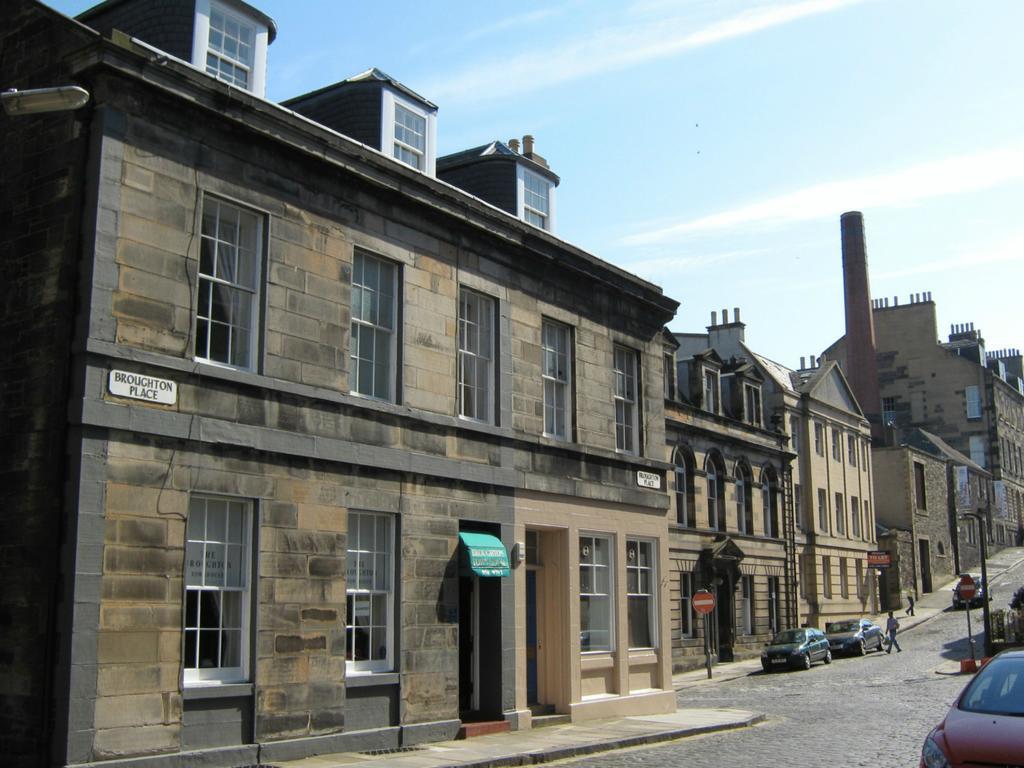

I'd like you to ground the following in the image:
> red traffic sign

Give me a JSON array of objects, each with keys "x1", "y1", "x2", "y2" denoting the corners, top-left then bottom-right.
[
  {"x1": 958, "y1": 574, "x2": 976, "y2": 601},
  {"x1": 692, "y1": 590, "x2": 716, "y2": 615}
]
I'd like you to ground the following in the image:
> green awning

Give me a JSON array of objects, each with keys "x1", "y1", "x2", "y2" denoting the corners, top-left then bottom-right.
[{"x1": 459, "y1": 532, "x2": 511, "y2": 577}]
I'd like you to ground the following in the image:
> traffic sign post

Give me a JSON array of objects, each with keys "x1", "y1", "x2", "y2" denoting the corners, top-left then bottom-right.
[
  {"x1": 693, "y1": 590, "x2": 716, "y2": 679},
  {"x1": 959, "y1": 574, "x2": 977, "y2": 663}
]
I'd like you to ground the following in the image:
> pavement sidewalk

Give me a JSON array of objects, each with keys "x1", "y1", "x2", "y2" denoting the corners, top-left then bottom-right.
[{"x1": 276, "y1": 547, "x2": 1024, "y2": 768}]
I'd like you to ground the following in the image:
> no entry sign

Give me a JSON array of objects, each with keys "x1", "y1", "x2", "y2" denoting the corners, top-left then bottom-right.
[
  {"x1": 958, "y1": 574, "x2": 976, "y2": 601},
  {"x1": 693, "y1": 590, "x2": 716, "y2": 615}
]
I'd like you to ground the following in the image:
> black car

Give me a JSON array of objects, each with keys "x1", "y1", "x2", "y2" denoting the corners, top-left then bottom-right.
[
  {"x1": 952, "y1": 576, "x2": 988, "y2": 609},
  {"x1": 761, "y1": 628, "x2": 831, "y2": 672},
  {"x1": 824, "y1": 618, "x2": 884, "y2": 656}
]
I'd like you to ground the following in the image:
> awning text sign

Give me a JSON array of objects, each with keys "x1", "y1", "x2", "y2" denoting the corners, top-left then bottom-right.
[{"x1": 109, "y1": 369, "x2": 177, "y2": 405}]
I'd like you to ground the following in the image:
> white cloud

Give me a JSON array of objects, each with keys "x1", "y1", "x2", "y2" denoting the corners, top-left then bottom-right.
[
  {"x1": 622, "y1": 248, "x2": 766, "y2": 278},
  {"x1": 424, "y1": 0, "x2": 862, "y2": 102},
  {"x1": 874, "y1": 229, "x2": 1024, "y2": 281},
  {"x1": 622, "y1": 143, "x2": 1024, "y2": 246}
]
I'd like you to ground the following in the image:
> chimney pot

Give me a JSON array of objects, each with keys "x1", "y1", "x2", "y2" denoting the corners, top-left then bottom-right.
[
  {"x1": 734, "y1": 307, "x2": 741, "y2": 323},
  {"x1": 711, "y1": 311, "x2": 717, "y2": 326},
  {"x1": 722, "y1": 308, "x2": 729, "y2": 324},
  {"x1": 810, "y1": 355, "x2": 817, "y2": 368},
  {"x1": 894, "y1": 296, "x2": 899, "y2": 306},
  {"x1": 522, "y1": 135, "x2": 534, "y2": 155},
  {"x1": 508, "y1": 138, "x2": 520, "y2": 152},
  {"x1": 800, "y1": 356, "x2": 806, "y2": 369}
]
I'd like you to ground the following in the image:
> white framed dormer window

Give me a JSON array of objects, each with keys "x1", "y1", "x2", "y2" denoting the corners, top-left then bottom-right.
[
  {"x1": 351, "y1": 250, "x2": 398, "y2": 402},
  {"x1": 613, "y1": 345, "x2": 639, "y2": 455},
  {"x1": 517, "y1": 166, "x2": 557, "y2": 231},
  {"x1": 703, "y1": 368, "x2": 720, "y2": 414},
  {"x1": 542, "y1": 319, "x2": 572, "y2": 440},
  {"x1": 381, "y1": 90, "x2": 437, "y2": 175},
  {"x1": 195, "y1": 196, "x2": 262, "y2": 371},
  {"x1": 184, "y1": 496, "x2": 252, "y2": 685},
  {"x1": 192, "y1": 0, "x2": 270, "y2": 97},
  {"x1": 744, "y1": 383, "x2": 762, "y2": 427},
  {"x1": 458, "y1": 288, "x2": 495, "y2": 423},
  {"x1": 346, "y1": 512, "x2": 395, "y2": 673}
]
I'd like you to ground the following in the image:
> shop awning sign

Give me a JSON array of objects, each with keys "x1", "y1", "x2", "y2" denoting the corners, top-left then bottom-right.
[{"x1": 458, "y1": 532, "x2": 511, "y2": 577}]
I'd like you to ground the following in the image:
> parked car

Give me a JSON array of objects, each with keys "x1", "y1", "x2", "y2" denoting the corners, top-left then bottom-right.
[
  {"x1": 951, "y1": 576, "x2": 988, "y2": 610},
  {"x1": 761, "y1": 628, "x2": 831, "y2": 672},
  {"x1": 824, "y1": 618, "x2": 885, "y2": 656},
  {"x1": 919, "y1": 649, "x2": 1024, "y2": 767}
]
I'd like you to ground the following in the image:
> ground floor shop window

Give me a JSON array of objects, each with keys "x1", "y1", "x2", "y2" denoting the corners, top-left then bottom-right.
[
  {"x1": 346, "y1": 511, "x2": 394, "y2": 673},
  {"x1": 580, "y1": 534, "x2": 613, "y2": 651},
  {"x1": 184, "y1": 496, "x2": 252, "y2": 684},
  {"x1": 626, "y1": 539, "x2": 655, "y2": 648}
]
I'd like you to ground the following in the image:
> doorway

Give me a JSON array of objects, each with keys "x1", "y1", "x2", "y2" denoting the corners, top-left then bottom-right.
[
  {"x1": 525, "y1": 570, "x2": 538, "y2": 705},
  {"x1": 918, "y1": 539, "x2": 933, "y2": 593},
  {"x1": 714, "y1": 578, "x2": 735, "y2": 662}
]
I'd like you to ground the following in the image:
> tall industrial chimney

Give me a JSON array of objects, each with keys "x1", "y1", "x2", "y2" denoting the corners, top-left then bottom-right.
[{"x1": 841, "y1": 211, "x2": 882, "y2": 439}]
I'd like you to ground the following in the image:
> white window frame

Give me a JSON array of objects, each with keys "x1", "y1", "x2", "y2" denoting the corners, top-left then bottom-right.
[
  {"x1": 517, "y1": 166, "x2": 556, "y2": 231},
  {"x1": 744, "y1": 384, "x2": 762, "y2": 427},
  {"x1": 614, "y1": 345, "x2": 639, "y2": 455},
  {"x1": 789, "y1": 415, "x2": 800, "y2": 451},
  {"x1": 626, "y1": 538, "x2": 657, "y2": 650},
  {"x1": 346, "y1": 512, "x2": 395, "y2": 674},
  {"x1": 674, "y1": 449, "x2": 694, "y2": 528},
  {"x1": 184, "y1": 496, "x2": 252, "y2": 685},
  {"x1": 350, "y1": 250, "x2": 398, "y2": 402},
  {"x1": 969, "y1": 435, "x2": 986, "y2": 468},
  {"x1": 882, "y1": 396, "x2": 898, "y2": 425},
  {"x1": 966, "y1": 385, "x2": 982, "y2": 419},
  {"x1": 706, "y1": 456, "x2": 724, "y2": 531},
  {"x1": 542, "y1": 319, "x2": 572, "y2": 440},
  {"x1": 195, "y1": 195, "x2": 262, "y2": 372},
  {"x1": 381, "y1": 90, "x2": 436, "y2": 175},
  {"x1": 679, "y1": 572, "x2": 694, "y2": 638},
  {"x1": 703, "y1": 368, "x2": 720, "y2": 414},
  {"x1": 191, "y1": 0, "x2": 269, "y2": 96},
  {"x1": 580, "y1": 534, "x2": 613, "y2": 653},
  {"x1": 739, "y1": 575, "x2": 754, "y2": 635},
  {"x1": 458, "y1": 288, "x2": 495, "y2": 423}
]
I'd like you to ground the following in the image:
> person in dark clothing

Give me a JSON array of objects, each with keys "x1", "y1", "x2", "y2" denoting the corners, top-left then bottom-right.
[{"x1": 906, "y1": 592, "x2": 915, "y2": 616}]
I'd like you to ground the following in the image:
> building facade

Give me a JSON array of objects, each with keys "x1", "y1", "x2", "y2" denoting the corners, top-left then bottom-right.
[{"x1": 2, "y1": 2, "x2": 679, "y2": 766}]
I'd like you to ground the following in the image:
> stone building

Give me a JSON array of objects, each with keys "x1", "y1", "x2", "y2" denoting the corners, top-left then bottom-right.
[
  {"x1": 1, "y1": 2, "x2": 679, "y2": 766},
  {"x1": 821, "y1": 212, "x2": 1021, "y2": 551},
  {"x1": 664, "y1": 326, "x2": 795, "y2": 670}
]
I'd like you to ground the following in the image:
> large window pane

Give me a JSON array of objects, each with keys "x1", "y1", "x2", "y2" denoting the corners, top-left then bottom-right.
[
  {"x1": 542, "y1": 321, "x2": 571, "y2": 439},
  {"x1": 627, "y1": 539, "x2": 655, "y2": 649},
  {"x1": 346, "y1": 512, "x2": 394, "y2": 672},
  {"x1": 579, "y1": 535, "x2": 612, "y2": 652},
  {"x1": 458, "y1": 289, "x2": 494, "y2": 422},
  {"x1": 351, "y1": 252, "x2": 396, "y2": 401}
]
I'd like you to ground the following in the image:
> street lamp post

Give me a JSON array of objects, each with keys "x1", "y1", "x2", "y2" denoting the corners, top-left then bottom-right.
[
  {"x1": 2, "y1": 85, "x2": 89, "y2": 116},
  {"x1": 960, "y1": 511, "x2": 993, "y2": 658}
]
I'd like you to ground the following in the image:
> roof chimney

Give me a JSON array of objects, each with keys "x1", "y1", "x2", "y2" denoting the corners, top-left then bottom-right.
[
  {"x1": 840, "y1": 211, "x2": 883, "y2": 438},
  {"x1": 721, "y1": 308, "x2": 729, "y2": 324},
  {"x1": 734, "y1": 307, "x2": 741, "y2": 323},
  {"x1": 711, "y1": 311, "x2": 717, "y2": 326},
  {"x1": 508, "y1": 138, "x2": 520, "y2": 152},
  {"x1": 522, "y1": 135, "x2": 534, "y2": 155}
]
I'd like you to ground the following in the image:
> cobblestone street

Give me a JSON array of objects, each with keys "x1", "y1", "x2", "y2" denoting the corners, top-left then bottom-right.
[{"x1": 566, "y1": 553, "x2": 1024, "y2": 768}]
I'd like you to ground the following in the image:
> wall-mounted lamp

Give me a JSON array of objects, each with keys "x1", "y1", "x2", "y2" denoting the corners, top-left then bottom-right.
[{"x1": 2, "y1": 86, "x2": 90, "y2": 116}]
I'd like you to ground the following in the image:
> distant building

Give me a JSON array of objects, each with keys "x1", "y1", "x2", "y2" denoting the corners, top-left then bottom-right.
[{"x1": 822, "y1": 212, "x2": 1022, "y2": 550}]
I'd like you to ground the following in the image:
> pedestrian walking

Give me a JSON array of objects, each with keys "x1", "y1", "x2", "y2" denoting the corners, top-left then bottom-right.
[
  {"x1": 906, "y1": 593, "x2": 915, "y2": 617},
  {"x1": 885, "y1": 610, "x2": 902, "y2": 653}
]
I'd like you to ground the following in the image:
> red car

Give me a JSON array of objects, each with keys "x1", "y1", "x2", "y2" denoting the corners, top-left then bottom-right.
[{"x1": 920, "y1": 649, "x2": 1024, "y2": 767}]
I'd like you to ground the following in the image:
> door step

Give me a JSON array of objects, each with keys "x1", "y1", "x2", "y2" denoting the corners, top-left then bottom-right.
[
  {"x1": 531, "y1": 713, "x2": 571, "y2": 729},
  {"x1": 457, "y1": 720, "x2": 511, "y2": 739}
]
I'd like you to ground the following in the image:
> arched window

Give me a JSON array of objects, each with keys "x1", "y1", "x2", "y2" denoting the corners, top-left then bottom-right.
[
  {"x1": 761, "y1": 467, "x2": 779, "y2": 538},
  {"x1": 706, "y1": 453, "x2": 726, "y2": 531},
  {"x1": 735, "y1": 462, "x2": 753, "y2": 534},
  {"x1": 674, "y1": 447, "x2": 696, "y2": 528}
]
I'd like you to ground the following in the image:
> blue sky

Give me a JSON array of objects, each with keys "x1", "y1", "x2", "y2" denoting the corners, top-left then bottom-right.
[{"x1": 50, "y1": 0, "x2": 1024, "y2": 368}]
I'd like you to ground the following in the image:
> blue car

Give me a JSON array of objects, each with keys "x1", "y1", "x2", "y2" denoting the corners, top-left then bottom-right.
[
  {"x1": 761, "y1": 628, "x2": 832, "y2": 672},
  {"x1": 825, "y1": 618, "x2": 884, "y2": 656}
]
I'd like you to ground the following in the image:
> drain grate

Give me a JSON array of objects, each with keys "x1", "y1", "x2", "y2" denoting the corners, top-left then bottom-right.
[{"x1": 359, "y1": 747, "x2": 427, "y2": 756}]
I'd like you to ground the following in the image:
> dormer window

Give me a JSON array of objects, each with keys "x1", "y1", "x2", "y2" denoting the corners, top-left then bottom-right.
[
  {"x1": 703, "y1": 368, "x2": 720, "y2": 414},
  {"x1": 192, "y1": 0, "x2": 270, "y2": 97},
  {"x1": 393, "y1": 104, "x2": 426, "y2": 170},
  {"x1": 381, "y1": 90, "x2": 436, "y2": 175},
  {"x1": 744, "y1": 383, "x2": 762, "y2": 427},
  {"x1": 522, "y1": 170, "x2": 550, "y2": 229}
]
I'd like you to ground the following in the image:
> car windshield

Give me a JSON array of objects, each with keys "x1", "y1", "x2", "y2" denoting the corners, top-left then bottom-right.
[
  {"x1": 771, "y1": 629, "x2": 805, "y2": 644},
  {"x1": 828, "y1": 621, "x2": 861, "y2": 633},
  {"x1": 960, "y1": 658, "x2": 1024, "y2": 716}
]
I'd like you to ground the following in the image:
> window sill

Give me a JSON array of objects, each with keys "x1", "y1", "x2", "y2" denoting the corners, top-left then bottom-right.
[
  {"x1": 345, "y1": 671, "x2": 400, "y2": 688},
  {"x1": 183, "y1": 682, "x2": 253, "y2": 700}
]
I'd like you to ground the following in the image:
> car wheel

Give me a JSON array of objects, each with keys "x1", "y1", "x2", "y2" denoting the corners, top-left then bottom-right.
[
  {"x1": 857, "y1": 640, "x2": 866, "y2": 656},
  {"x1": 824, "y1": 649, "x2": 832, "y2": 664},
  {"x1": 801, "y1": 652, "x2": 812, "y2": 670},
  {"x1": 761, "y1": 662, "x2": 771, "y2": 673}
]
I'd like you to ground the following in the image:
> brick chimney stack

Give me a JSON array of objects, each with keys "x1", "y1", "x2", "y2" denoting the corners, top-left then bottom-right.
[{"x1": 840, "y1": 211, "x2": 883, "y2": 438}]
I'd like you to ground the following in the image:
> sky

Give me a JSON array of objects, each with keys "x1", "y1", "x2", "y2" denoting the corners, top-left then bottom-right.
[{"x1": 48, "y1": 0, "x2": 1024, "y2": 369}]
